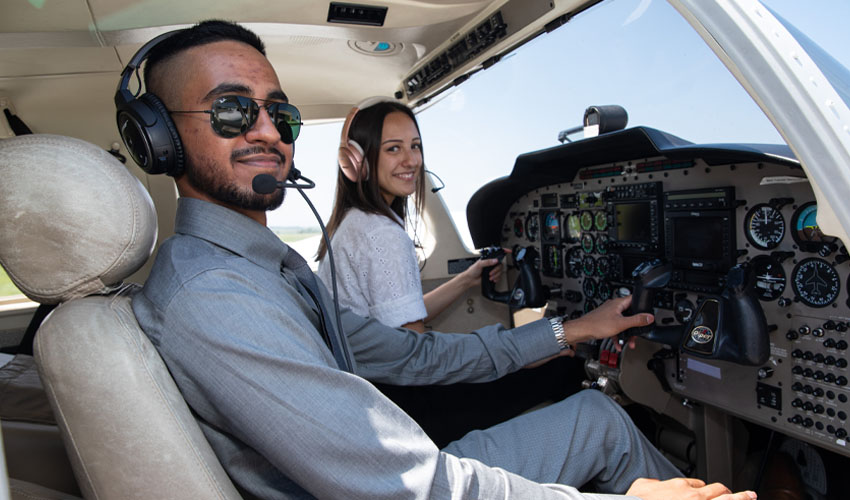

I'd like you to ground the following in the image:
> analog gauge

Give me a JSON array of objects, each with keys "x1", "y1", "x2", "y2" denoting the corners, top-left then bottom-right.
[
  {"x1": 598, "y1": 281, "x2": 612, "y2": 300},
  {"x1": 580, "y1": 210, "x2": 594, "y2": 231},
  {"x1": 596, "y1": 234, "x2": 608, "y2": 255},
  {"x1": 513, "y1": 218, "x2": 524, "y2": 238},
  {"x1": 582, "y1": 255, "x2": 596, "y2": 276},
  {"x1": 674, "y1": 298, "x2": 695, "y2": 324},
  {"x1": 792, "y1": 258, "x2": 841, "y2": 308},
  {"x1": 583, "y1": 278, "x2": 597, "y2": 299},
  {"x1": 566, "y1": 214, "x2": 582, "y2": 241},
  {"x1": 511, "y1": 244, "x2": 523, "y2": 268},
  {"x1": 791, "y1": 202, "x2": 836, "y2": 251},
  {"x1": 584, "y1": 299, "x2": 598, "y2": 314},
  {"x1": 566, "y1": 247, "x2": 583, "y2": 278},
  {"x1": 543, "y1": 244, "x2": 562, "y2": 277},
  {"x1": 750, "y1": 255, "x2": 786, "y2": 301},
  {"x1": 581, "y1": 233, "x2": 595, "y2": 253},
  {"x1": 594, "y1": 211, "x2": 608, "y2": 231},
  {"x1": 525, "y1": 213, "x2": 539, "y2": 242},
  {"x1": 543, "y1": 212, "x2": 560, "y2": 241},
  {"x1": 744, "y1": 204, "x2": 785, "y2": 250},
  {"x1": 596, "y1": 256, "x2": 610, "y2": 277}
]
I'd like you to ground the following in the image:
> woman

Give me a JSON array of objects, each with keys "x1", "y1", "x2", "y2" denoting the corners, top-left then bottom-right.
[
  {"x1": 317, "y1": 98, "x2": 501, "y2": 332},
  {"x1": 317, "y1": 98, "x2": 581, "y2": 447}
]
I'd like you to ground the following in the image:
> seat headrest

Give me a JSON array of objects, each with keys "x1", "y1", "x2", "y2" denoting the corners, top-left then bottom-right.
[{"x1": 0, "y1": 135, "x2": 157, "y2": 304}]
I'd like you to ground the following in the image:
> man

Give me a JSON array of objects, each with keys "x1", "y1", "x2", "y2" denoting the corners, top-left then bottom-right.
[{"x1": 131, "y1": 20, "x2": 756, "y2": 500}]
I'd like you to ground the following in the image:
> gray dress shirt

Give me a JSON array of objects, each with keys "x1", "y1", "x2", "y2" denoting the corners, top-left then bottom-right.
[{"x1": 133, "y1": 198, "x2": 624, "y2": 499}]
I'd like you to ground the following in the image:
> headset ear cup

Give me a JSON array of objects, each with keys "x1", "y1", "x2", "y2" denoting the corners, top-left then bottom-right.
[
  {"x1": 349, "y1": 140, "x2": 368, "y2": 181},
  {"x1": 139, "y1": 93, "x2": 185, "y2": 176}
]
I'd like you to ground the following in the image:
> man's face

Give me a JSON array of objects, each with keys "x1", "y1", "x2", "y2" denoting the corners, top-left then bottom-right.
[{"x1": 166, "y1": 40, "x2": 292, "y2": 221}]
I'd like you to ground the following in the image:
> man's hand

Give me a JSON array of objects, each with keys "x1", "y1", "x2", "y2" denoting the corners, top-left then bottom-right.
[
  {"x1": 627, "y1": 478, "x2": 757, "y2": 500},
  {"x1": 562, "y1": 295, "x2": 652, "y2": 344}
]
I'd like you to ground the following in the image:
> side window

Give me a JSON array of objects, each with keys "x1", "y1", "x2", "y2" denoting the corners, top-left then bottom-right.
[{"x1": 0, "y1": 267, "x2": 24, "y2": 300}]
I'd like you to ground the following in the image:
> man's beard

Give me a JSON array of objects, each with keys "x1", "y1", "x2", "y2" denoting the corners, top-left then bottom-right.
[{"x1": 185, "y1": 149, "x2": 286, "y2": 211}]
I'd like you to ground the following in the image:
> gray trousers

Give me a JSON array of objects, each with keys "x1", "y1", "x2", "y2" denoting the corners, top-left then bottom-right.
[{"x1": 442, "y1": 389, "x2": 680, "y2": 494}]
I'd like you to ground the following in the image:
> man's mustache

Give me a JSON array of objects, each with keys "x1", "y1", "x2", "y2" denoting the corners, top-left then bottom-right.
[{"x1": 231, "y1": 146, "x2": 286, "y2": 164}]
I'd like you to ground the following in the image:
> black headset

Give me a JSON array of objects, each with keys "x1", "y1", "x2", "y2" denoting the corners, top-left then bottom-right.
[{"x1": 114, "y1": 30, "x2": 186, "y2": 176}]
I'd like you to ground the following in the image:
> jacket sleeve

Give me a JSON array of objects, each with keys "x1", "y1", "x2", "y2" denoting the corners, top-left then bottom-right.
[{"x1": 148, "y1": 267, "x2": 634, "y2": 500}]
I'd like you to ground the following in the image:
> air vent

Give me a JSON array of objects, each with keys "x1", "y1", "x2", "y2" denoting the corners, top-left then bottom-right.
[{"x1": 328, "y1": 2, "x2": 388, "y2": 26}]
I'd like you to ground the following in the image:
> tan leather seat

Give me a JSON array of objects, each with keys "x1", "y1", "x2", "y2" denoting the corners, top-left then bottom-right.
[{"x1": 0, "y1": 135, "x2": 241, "y2": 499}]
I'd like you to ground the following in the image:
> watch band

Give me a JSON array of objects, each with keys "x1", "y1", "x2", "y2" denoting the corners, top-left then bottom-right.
[{"x1": 548, "y1": 316, "x2": 571, "y2": 351}]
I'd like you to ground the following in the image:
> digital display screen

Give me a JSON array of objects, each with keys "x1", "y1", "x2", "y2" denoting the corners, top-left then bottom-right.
[
  {"x1": 615, "y1": 203, "x2": 651, "y2": 243},
  {"x1": 673, "y1": 216, "x2": 724, "y2": 260}
]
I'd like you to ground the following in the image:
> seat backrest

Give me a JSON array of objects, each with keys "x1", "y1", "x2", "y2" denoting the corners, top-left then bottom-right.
[{"x1": 0, "y1": 135, "x2": 241, "y2": 499}]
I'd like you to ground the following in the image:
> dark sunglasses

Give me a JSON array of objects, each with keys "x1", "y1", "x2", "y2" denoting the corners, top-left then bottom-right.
[{"x1": 171, "y1": 95, "x2": 302, "y2": 143}]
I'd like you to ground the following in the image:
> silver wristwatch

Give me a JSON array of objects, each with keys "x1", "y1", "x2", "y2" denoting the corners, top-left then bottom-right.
[{"x1": 548, "y1": 316, "x2": 570, "y2": 351}]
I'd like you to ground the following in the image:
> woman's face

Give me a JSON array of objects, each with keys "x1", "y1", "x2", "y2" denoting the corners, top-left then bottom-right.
[{"x1": 376, "y1": 111, "x2": 422, "y2": 205}]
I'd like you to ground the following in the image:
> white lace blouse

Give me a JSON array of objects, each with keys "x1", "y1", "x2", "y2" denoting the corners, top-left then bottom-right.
[{"x1": 318, "y1": 208, "x2": 427, "y2": 328}]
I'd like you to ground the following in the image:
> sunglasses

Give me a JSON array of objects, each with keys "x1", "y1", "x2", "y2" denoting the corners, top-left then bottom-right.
[{"x1": 171, "y1": 95, "x2": 302, "y2": 143}]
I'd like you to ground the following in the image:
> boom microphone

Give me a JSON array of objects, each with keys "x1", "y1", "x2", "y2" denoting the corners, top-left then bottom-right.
[{"x1": 252, "y1": 167, "x2": 316, "y2": 194}]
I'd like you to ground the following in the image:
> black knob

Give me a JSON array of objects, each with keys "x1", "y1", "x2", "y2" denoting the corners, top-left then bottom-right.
[
  {"x1": 826, "y1": 355, "x2": 837, "y2": 365},
  {"x1": 803, "y1": 351, "x2": 814, "y2": 361},
  {"x1": 837, "y1": 376, "x2": 848, "y2": 386},
  {"x1": 799, "y1": 325, "x2": 811, "y2": 336},
  {"x1": 815, "y1": 404, "x2": 825, "y2": 414},
  {"x1": 814, "y1": 387, "x2": 825, "y2": 397},
  {"x1": 791, "y1": 398, "x2": 803, "y2": 408},
  {"x1": 792, "y1": 366, "x2": 804, "y2": 375},
  {"x1": 825, "y1": 373, "x2": 837, "y2": 383},
  {"x1": 837, "y1": 340, "x2": 848, "y2": 350},
  {"x1": 813, "y1": 370, "x2": 825, "y2": 380},
  {"x1": 803, "y1": 402, "x2": 814, "y2": 411},
  {"x1": 840, "y1": 411, "x2": 848, "y2": 420},
  {"x1": 814, "y1": 354, "x2": 825, "y2": 364},
  {"x1": 825, "y1": 339, "x2": 837, "y2": 348},
  {"x1": 778, "y1": 297, "x2": 793, "y2": 307},
  {"x1": 837, "y1": 428, "x2": 848, "y2": 439},
  {"x1": 837, "y1": 358, "x2": 848, "y2": 368},
  {"x1": 803, "y1": 368, "x2": 814, "y2": 378},
  {"x1": 813, "y1": 328, "x2": 825, "y2": 337},
  {"x1": 825, "y1": 320, "x2": 837, "y2": 330},
  {"x1": 757, "y1": 367, "x2": 774, "y2": 380},
  {"x1": 792, "y1": 382, "x2": 803, "y2": 391},
  {"x1": 786, "y1": 330, "x2": 799, "y2": 340},
  {"x1": 803, "y1": 418, "x2": 814, "y2": 428},
  {"x1": 819, "y1": 242, "x2": 838, "y2": 257},
  {"x1": 836, "y1": 322, "x2": 848, "y2": 332},
  {"x1": 790, "y1": 415, "x2": 803, "y2": 425},
  {"x1": 803, "y1": 384, "x2": 814, "y2": 394},
  {"x1": 792, "y1": 349, "x2": 804, "y2": 358}
]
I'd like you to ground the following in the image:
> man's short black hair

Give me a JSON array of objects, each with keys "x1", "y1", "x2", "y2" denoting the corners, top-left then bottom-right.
[{"x1": 143, "y1": 19, "x2": 266, "y2": 88}]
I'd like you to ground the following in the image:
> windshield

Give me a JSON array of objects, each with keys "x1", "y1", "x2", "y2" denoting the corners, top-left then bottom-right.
[{"x1": 269, "y1": 0, "x2": 850, "y2": 255}]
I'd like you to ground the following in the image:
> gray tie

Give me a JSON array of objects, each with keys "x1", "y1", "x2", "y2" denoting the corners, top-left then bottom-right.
[{"x1": 281, "y1": 248, "x2": 352, "y2": 372}]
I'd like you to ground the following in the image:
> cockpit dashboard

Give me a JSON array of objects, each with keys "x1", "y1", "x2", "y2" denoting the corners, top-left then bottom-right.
[{"x1": 468, "y1": 126, "x2": 850, "y2": 459}]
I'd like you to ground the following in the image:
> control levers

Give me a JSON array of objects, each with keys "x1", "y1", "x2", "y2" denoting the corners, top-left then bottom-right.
[{"x1": 622, "y1": 259, "x2": 770, "y2": 367}]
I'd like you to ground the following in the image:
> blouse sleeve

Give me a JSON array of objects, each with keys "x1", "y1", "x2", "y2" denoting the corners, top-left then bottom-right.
[{"x1": 354, "y1": 217, "x2": 428, "y2": 327}]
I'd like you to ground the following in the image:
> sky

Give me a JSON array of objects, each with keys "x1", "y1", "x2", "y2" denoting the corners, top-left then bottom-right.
[{"x1": 270, "y1": 0, "x2": 850, "y2": 252}]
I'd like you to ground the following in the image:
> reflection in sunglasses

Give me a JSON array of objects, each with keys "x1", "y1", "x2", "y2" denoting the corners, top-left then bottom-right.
[{"x1": 171, "y1": 95, "x2": 302, "y2": 143}]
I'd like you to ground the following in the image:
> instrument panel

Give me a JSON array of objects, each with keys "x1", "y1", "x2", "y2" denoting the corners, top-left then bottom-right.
[{"x1": 496, "y1": 154, "x2": 850, "y2": 458}]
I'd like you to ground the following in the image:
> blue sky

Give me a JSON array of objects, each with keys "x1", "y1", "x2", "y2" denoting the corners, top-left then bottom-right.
[{"x1": 271, "y1": 0, "x2": 850, "y2": 250}]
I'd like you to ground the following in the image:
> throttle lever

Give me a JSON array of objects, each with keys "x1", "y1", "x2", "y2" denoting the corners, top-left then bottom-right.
[{"x1": 619, "y1": 259, "x2": 672, "y2": 345}]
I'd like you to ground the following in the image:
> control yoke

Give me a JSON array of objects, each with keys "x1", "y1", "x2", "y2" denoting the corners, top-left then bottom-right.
[
  {"x1": 625, "y1": 259, "x2": 770, "y2": 366},
  {"x1": 480, "y1": 246, "x2": 548, "y2": 309}
]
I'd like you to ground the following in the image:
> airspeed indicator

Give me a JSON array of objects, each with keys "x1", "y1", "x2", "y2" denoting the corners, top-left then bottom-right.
[{"x1": 744, "y1": 204, "x2": 785, "y2": 250}]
